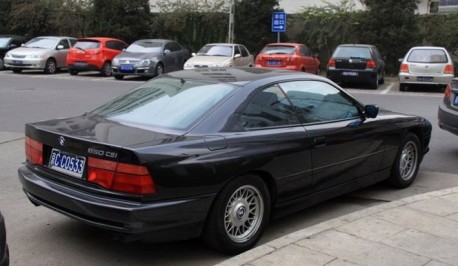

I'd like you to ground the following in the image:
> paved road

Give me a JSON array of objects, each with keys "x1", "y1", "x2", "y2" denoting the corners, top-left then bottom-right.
[{"x1": 1, "y1": 71, "x2": 457, "y2": 265}]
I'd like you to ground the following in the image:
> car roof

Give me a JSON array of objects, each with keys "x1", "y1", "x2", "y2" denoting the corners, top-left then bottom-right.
[
  {"x1": 164, "y1": 67, "x2": 319, "y2": 85},
  {"x1": 77, "y1": 37, "x2": 125, "y2": 42},
  {"x1": 337, "y1": 44, "x2": 375, "y2": 48},
  {"x1": 133, "y1": 39, "x2": 173, "y2": 43},
  {"x1": 206, "y1": 43, "x2": 244, "y2": 46},
  {"x1": 265, "y1": 42, "x2": 302, "y2": 46},
  {"x1": 409, "y1": 46, "x2": 447, "y2": 50},
  {"x1": 32, "y1": 36, "x2": 76, "y2": 40}
]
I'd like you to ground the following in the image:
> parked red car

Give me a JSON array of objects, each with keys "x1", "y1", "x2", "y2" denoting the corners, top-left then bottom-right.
[
  {"x1": 255, "y1": 43, "x2": 320, "y2": 74},
  {"x1": 66, "y1": 37, "x2": 127, "y2": 76}
]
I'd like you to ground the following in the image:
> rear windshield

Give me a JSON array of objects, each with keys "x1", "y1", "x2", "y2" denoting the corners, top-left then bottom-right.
[
  {"x1": 0, "y1": 37, "x2": 11, "y2": 48},
  {"x1": 261, "y1": 45, "x2": 295, "y2": 55},
  {"x1": 332, "y1": 46, "x2": 371, "y2": 59},
  {"x1": 126, "y1": 41, "x2": 163, "y2": 53},
  {"x1": 74, "y1": 40, "x2": 101, "y2": 49},
  {"x1": 407, "y1": 49, "x2": 448, "y2": 63},
  {"x1": 89, "y1": 77, "x2": 236, "y2": 130}
]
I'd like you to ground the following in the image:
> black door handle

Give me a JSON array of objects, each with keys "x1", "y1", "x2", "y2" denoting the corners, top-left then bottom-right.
[{"x1": 313, "y1": 136, "x2": 327, "y2": 148}]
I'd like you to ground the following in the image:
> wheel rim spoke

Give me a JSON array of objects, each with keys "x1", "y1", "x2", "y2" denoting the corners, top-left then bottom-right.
[{"x1": 399, "y1": 141, "x2": 418, "y2": 180}]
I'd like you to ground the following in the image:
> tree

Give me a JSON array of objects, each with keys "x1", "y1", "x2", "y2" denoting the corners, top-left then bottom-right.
[
  {"x1": 234, "y1": 0, "x2": 279, "y2": 53},
  {"x1": 360, "y1": 0, "x2": 421, "y2": 74},
  {"x1": 0, "y1": 0, "x2": 14, "y2": 34},
  {"x1": 87, "y1": 0, "x2": 151, "y2": 43}
]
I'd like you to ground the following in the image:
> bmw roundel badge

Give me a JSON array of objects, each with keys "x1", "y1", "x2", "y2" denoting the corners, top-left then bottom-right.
[{"x1": 59, "y1": 136, "x2": 66, "y2": 147}]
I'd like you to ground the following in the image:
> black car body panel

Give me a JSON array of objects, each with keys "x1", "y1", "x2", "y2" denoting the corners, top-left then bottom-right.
[
  {"x1": 18, "y1": 67, "x2": 431, "y2": 244},
  {"x1": 0, "y1": 211, "x2": 9, "y2": 266},
  {"x1": 326, "y1": 44, "x2": 385, "y2": 88},
  {"x1": 438, "y1": 78, "x2": 458, "y2": 135}
]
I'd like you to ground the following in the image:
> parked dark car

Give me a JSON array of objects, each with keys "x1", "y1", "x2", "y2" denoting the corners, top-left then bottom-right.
[
  {"x1": 327, "y1": 44, "x2": 385, "y2": 89},
  {"x1": 66, "y1": 37, "x2": 128, "y2": 77},
  {"x1": 18, "y1": 68, "x2": 431, "y2": 255},
  {"x1": 111, "y1": 39, "x2": 190, "y2": 80},
  {"x1": 0, "y1": 211, "x2": 9, "y2": 266},
  {"x1": 438, "y1": 78, "x2": 458, "y2": 135},
  {"x1": 0, "y1": 35, "x2": 27, "y2": 70}
]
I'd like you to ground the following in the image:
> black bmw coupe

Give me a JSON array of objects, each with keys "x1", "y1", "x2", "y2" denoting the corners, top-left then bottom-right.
[{"x1": 18, "y1": 67, "x2": 431, "y2": 254}]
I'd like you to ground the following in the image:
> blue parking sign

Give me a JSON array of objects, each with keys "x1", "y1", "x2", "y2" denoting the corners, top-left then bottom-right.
[{"x1": 272, "y1": 12, "x2": 286, "y2": 32}]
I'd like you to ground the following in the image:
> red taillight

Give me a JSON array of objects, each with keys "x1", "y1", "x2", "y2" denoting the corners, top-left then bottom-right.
[
  {"x1": 87, "y1": 157, "x2": 156, "y2": 195},
  {"x1": 327, "y1": 59, "x2": 336, "y2": 68},
  {"x1": 366, "y1": 59, "x2": 376, "y2": 69},
  {"x1": 400, "y1": 64, "x2": 409, "y2": 73},
  {"x1": 444, "y1": 64, "x2": 454, "y2": 74},
  {"x1": 25, "y1": 136, "x2": 43, "y2": 165},
  {"x1": 444, "y1": 83, "x2": 452, "y2": 98}
]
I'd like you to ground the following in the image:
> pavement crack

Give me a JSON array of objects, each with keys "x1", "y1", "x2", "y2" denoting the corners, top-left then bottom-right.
[{"x1": 0, "y1": 137, "x2": 24, "y2": 145}]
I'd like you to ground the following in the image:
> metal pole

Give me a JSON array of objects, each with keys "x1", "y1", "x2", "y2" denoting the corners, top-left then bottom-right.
[
  {"x1": 228, "y1": 0, "x2": 234, "y2": 43},
  {"x1": 277, "y1": 32, "x2": 280, "y2": 43}
]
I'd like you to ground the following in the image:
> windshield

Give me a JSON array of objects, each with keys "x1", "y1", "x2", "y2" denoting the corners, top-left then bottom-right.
[
  {"x1": 0, "y1": 37, "x2": 11, "y2": 48},
  {"x1": 24, "y1": 37, "x2": 58, "y2": 49},
  {"x1": 197, "y1": 45, "x2": 233, "y2": 57},
  {"x1": 261, "y1": 45, "x2": 295, "y2": 55},
  {"x1": 333, "y1": 46, "x2": 371, "y2": 59},
  {"x1": 74, "y1": 40, "x2": 100, "y2": 50},
  {"x1": 126, "y1": 41, "x2": 163, "y2": 53},
  {"x1": 407, "y1": 49, "x2": 448, "y2": 63},
  {"x1": 89, "y1": 77, "x2": 236, "y2": 130}
]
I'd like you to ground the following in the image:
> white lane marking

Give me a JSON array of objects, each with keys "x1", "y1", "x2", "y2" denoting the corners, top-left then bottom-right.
[{"x1": 381, "y1": 83, "x2": 393, "y2": 94}]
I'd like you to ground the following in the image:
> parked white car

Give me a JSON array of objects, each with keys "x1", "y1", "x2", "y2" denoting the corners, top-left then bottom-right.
[
  {"x1": 398, "y1": 46, "x2": 454, "y2": 92},
  {"x1": 184, "y1": 43, "x2": 254, "y2": 69}
]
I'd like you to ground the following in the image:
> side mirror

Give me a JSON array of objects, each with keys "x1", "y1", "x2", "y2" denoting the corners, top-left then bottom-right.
[
  {"x1": 192, "y1": 52, "x2": 197, "y2": 57},
  {"x1": 164, "y1": 49, "x2": 171, "y2": 55},
  {"x1": 234, "y1": 54, "x2": 241, "y2": 59},
  {"x1": 57, "y1": 45, "x2": 65, "y2": 50},
  {"x1": 364, "y1": 104, "x2": 379, "y2": 118}
]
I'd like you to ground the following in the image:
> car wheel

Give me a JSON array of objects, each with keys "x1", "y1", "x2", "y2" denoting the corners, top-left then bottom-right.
[
  {"x1": 114, "y1": 74, "x2": 124, "y2": 80},
  {"x1": 399, "y1": 83, "x2": 407, "y2": 91},
  {"x1": 0, "y1": 58, "x2": 4, "y2": 70},
  {"x1": 380, "y1": 72, "x2": 385, "y2": 85},
  {"x1": 387, "y1": 133, "x2": 421, "y2": 188},
  {"x1": 12, "y1": 68, "x2": 22, "y2": 73},
  {"x1": 100, "y1": 61, "x2": 112, "y2": 77},
  {"x1": 202, "y1": 174, "x2": 270, "y2": 255},
  {"x1": 155, "y1": 63, "x2": 164, "y2": 76},
  {"x1": 69, "y1": 69, "x2": 78, "y2": 76},
  {"x1": 44, "y1": 58, "x2": 57, "y2": 74},
  {"x1": 370, "y1": 76, "x2": 379, "y2": 89}
]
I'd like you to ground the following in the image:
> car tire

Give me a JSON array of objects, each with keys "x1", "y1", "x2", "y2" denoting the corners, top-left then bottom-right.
[
  {"x1": 0, "y1": 58, "x2": 4, "y2": 70},
  {"x1": 387, "y1": 133, "x2": 421, "y2": 189},
  {"x1": 155, "y1": 63, "x2": 164, "y2": 76},
  {"x1": 399, "y1": 84, "x2": 407, "y2": 91},
  {"x1": 114, "y1": 74, "x2": 124, "y2": 80},
  {"x1": 100, "y1": 61, "x2": 112, "y2": 77},
  {"x1": 12, "y1": 68, "x2": 22, "y2": 73},
  {"x1": 380, "y1": 72, "x2": 385, "y2": 85},
  {"x1": 69, "y1": 69, "x2": 78, "y2": 76},
  {"x1": 202, "y1": 174, "x2": 271, "y2": 255},
  {"x1": 44, "y1": 58, "x2": 57, "y2": 74}
]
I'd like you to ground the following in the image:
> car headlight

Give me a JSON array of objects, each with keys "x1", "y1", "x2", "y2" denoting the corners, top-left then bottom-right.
[
  {"x1": 138, "y1": 59, "x2": 151, "y2": 67},
  {"x1": 26, "y1": 54, "x2": 42, "y2": 59},
  {"x1": 113, "y1": 58, "x2": 119, "y2": 65}
]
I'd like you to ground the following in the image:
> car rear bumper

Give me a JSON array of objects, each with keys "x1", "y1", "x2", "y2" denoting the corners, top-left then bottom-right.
[
  {"x1": 18, "y1": 165, "x2": 215, "y2": 242},
  {"x1": 255, "y1": 64, "x2": 301, "y2": 71},
  {"x1": 68, "y1": 63, "x2": 102, "y2": 72},
  {"x1": 326, "y1": 69, "x2": 377, "y2": 83},
  {"x1": 399, "y1": 73, "x2": 453, "y2": 86},
  {"x1": 438, "y1": 101, "x2": 458, "y2": 135}
]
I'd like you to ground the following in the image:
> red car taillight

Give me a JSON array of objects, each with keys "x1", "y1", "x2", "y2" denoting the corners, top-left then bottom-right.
[
  {"x1": 87, "y1": 157, "x2": 156, "y2": 195},
  {"x1": 400, "y1": 64, "x2": 409, "y2": 73},
  {"x1": 366, "y1": 59, "x2": 376, "y2": 69},
  {"x1": 444, "y1": 83, "x2": 452, "y2": 99},
  {"x1": 327, "y1": 59, "x2": 336, "y2": 68},
  {"x1": 25, "y1": 136, "x2": 43, "y2": 165},
  {"x1": 444, "y1": 64, "x2": 454, "y2": 74}
]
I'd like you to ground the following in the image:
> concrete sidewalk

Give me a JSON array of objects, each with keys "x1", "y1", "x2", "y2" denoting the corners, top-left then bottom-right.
[{"x1": 218, "y1": 187, "x2": 458, "y2": 266}]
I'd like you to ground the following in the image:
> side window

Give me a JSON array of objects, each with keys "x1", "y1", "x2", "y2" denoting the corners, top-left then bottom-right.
[
  {"x1": 300, "y1": 46, "x2": 310, "y2": 56},
  {"x1": 169, "y1": 42, "x2": 181, "y2": 52},
  {"x1": 106, "y1": 41, "x2": 124, "y2": 51},
  {"x1": 69, "y1": 39, "x2": 77, "y2": 47},
  {"x1": 239, "y1": 85, "x2": 299, "y2": 129},
  {"x1": 58, "y1": 39, "x2": 70, "y2": 49},
  {"x1": 234, "y1": 45, "x2": 241, "y2": 57},
  {"x1": 240, "y1": 46, "x2": 249, "y2": 57},
  {"x1": 280, "y1": 81, "x2": 360, "y2": 123}
]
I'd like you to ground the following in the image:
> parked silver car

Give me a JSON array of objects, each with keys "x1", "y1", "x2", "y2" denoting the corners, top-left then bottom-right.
[
  {"x1": 112, "y1": 39, "x2": 190, "y2": 80},
  {"x1": 438, "y1": 78, "x2": 458, "y2": 136},
  {"x1": 398, "y1": 46, "x2": 454, "y2": 92},
  {"x1": 4, "y1": 36, "x2": 77, "y2": 74},
  {"x1": 184, "y1": 43, "x2": 254, "y2": 70}
]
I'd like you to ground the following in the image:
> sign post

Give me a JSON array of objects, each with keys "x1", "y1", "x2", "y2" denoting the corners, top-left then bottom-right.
[{"x1": 271, "y1": 12, "x2": 286, "y2": 43}]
